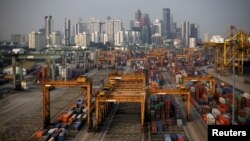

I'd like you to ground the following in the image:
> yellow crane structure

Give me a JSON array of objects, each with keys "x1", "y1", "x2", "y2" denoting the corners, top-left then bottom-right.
[
  {"x1": 204, "y1": 26, "x2": 250, "y2": 76},
  {"x1": 95, "y1": 72, "x2": 146, "y2": 131},
  {"x1": 146, "y1": 48, "x2": 171, "y2": 67},
  {"x1": 97, "y1": 50, "x2": 116, "y2": 68},
  {"x1": 182, "y1": 76, "x2": 216, "y2": 94},
  {"x1": 42, "y1": 76, "x2": 93, "y2": 130},
  {"x1": 223, "y1": 30, "x2": 250, "y2": 76},
  {"x1": 183, "y1": 48, "x2": 204, "y2": 61},
  {"x1": 148, "y1": 81, "x2": 191, "y2": 120}
]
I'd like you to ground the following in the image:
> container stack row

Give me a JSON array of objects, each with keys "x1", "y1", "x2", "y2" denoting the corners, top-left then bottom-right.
[
  {"x1": 148, "y1": 70, "x2": 164, "y2": 86},
  {"x1": 35, "y1": 99, "x2": 88, "y2": 141},
  {"x1": 150, "y1": 95, "x2": 188, "y2": 141}
]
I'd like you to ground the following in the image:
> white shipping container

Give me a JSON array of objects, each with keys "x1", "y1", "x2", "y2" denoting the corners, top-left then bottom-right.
[
  {"x1": 177, "y1": 119, "x2": 182, "y2": 126},
  {"x1": 190, "y1": 87, "x2": 195, "y2": 93},
  {"x1": 219, "y1": 97, "x2": 226, "y2": 104},
  {"x1": 243, "y1": 93, "x2": 250, "y2": 99},
  {"x1": 212, "y1": 108, "x2": 221, "y2": 118},
  {"x1": 206, "y1": 113, "x2": 216, "y2": 125}
]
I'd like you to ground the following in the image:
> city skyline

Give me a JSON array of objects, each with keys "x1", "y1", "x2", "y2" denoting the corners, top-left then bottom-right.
[{"x1": 0, "y1": 0, "x2": 249, "y2": 41}]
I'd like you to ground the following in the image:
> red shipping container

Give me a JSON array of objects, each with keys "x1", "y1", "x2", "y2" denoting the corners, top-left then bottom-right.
[
  {"x1": 220, "y1": 104, "x2": 229, "y2": 112},
  {"x1": 219, "y1": 107, "x2": 226, "y2": 114},
  {"x1": 218, "y1": 115, "x2": 230, "y2": 125}
]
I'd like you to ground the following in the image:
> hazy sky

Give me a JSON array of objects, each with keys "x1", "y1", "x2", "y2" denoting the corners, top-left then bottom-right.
[{"x1": 0, "y1": 0, "x2": 249, "y2": 41}]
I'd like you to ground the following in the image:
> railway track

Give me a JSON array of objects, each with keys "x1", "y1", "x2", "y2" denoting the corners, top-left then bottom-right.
[{"x1": 103, "y1": 103, "x2": 143, "y2": 141}]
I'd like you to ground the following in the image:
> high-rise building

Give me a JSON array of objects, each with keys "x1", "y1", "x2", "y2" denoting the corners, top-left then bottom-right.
[
  {"x1": 45, "y1": 16, "x2": 53, "y2": 46},
  {"x1": 75, "y1": 32, "x2": 90, "y2": 46},
  {"x1": 91, "y1": 32, "x2": 100, "y2": 43},
  {"x1": 135, "y1": 9, "x2": 142, "y2": 22},
  {"x1": 28, "y1": 31, "x2": 45, "y2": 51},
  {"x1": 204, "y1": 33, "x2": 211, "y2": 43},
  {"x1": 11, "y1": 34, "x2": 27, "y2": 45},
  {"x1": 163, "y1": 8, "x2": 171, "y2": 37},
  {"x1": 75, "y1": 22, "x2": 83, "y2": 36},
  {"x1": 151, "y1": 34, "x2": 163, "y2": 45},
  {"x1": 141, "y1": 14, "x2": 151, "y2": 44},
  {"x1": 115, "y1": 31, "x2": 124, "y2": 46},
  {"x1": 50, "y1": 31, "x2": 61, "y2": 46},
  {"x1": 105, "y1": 19, "x2": 123, "y2": 46},
  {"x1": 130, "y1": 20, "x2": 134, "y2": 30},
  {"x1": 89, "y1": 21, "x2": 100, "y2": 34},
  {"x1": 131, "y1": 31, "x2": 141, "y2": 45},
  {"x1": 181, "y1": 21, "x2": 190, "y2": 46},
  {"x1": 64, "y1": 18, "x2": 71, "y2": 46},
  {"x1": 190, "y1": 23, "x2": 198, "y2": 39},
  {"x1": 152, "y1": 19, "x2": 162, "y2": 36}
]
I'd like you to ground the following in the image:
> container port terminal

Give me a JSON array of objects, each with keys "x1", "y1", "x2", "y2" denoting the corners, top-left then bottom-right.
[{"x1": 0, "y1": 27, "x2": 250, "y2": 141}]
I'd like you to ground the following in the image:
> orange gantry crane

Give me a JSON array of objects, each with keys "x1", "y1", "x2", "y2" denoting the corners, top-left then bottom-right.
[
  {"x1": 42, "y1": 76, "x2": 93, "y2": 130},
  {"x1": 182, "y1": 76, "x2": 216, "y2": 94},
  {"x1": 204, "y1": 26, "x2": 250, "y2": 76},
  {"x1": 148, "y1": 81, "x2": 191, "y2": 120},
  {"x1": 95, "y1": 72, "x2": 146, "y2": 131},
  {"x1": 146, "y1": 48, "x2": 171, "y2": 67},
  {"x1": 97, "y1": 50, "x2": 117, "y2": 68}
]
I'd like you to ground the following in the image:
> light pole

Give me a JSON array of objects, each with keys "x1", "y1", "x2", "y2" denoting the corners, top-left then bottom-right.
[{"x1": 232, "y1": 39, "x2": 237, "y2": 125}]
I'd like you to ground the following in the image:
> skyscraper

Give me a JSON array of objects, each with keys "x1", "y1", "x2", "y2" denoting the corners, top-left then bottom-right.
[
  {"x1": 45, "y1": 16, "x2": 53, "y2": 46},
  {"x1": 75, "y1": 32, "x2": 90, "y2": 46},
  {"x1": 141, "y1": 14, "x2": 151, "y2": 44},
  {"x1": 105, "y1": 19, "x2": 122, "y2": 46},
  {"x1": 152, "y1": 19, "x2": 162, "y2": 35},
  {"x1": 64, "y1": 18, "x2": 71, "y2": 46},
  {"x1": 163, "y1": 8, "x2": 171, "y2": 37},
  {"x1": 51, "y1": 31, "x2": 62, "y2": 46},
  {"x1": 29, "y1": 31, "x2": 45, "y2": 51},
  {"x1": 151, "y1": 19, "x2": 163, "y2": 45},
  {"x1": 181, "y1": 21, "x2": 190, "y2": 46},
  {"x1": 75, "y1": 22, "x2": 84, "y2": 36},
  {"x1": 135, "y1": 9, "x2": 142, "y2": 22},
  {"x1": 190, "y1": 23, "x2": 198, "y2": 39}
]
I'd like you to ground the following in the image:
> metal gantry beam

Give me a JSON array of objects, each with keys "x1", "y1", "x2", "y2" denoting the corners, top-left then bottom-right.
[
  {"x1": 147, "y1": 89, "x2": 191, "y2": 120},
  {"x1": 95, "y1": 72, "x2": 147, "y2": 131},
  {"x1": 7, "y1": 54, "x2": 61, "y2": 89},
  {"x1": 42, "y1": 76, "x2": 93, "y2": 130},
  {"x1": 182, "y1": 76, "x2": 216, "y2": 94}
]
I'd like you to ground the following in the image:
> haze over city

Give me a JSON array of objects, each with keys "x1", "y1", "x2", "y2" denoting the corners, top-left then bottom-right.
[{"x1": 0, "y1": 0, "x2": 249, "y2": 41}]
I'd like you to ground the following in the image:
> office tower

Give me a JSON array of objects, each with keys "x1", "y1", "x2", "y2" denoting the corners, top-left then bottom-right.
[
  {"x1": 135, "y1": 9, "x2": 142, "y2": 22},
  {"x1": 75, "y1": 32, "x2": 90, "y2": 46},
  {"x1": 91, "y1": 32, "x2": 100, "y2": 43},
  {"x1": 151, "y1": 19, "x2": 163, "y2": 45},
  {"x1": 105, "y1": 19, "x2": 123, "y2": 46},
  {"x1": 115, "y1": 31, "x2": 124, "y2": 46},
  {"x1": 190, "y1": 23, "x2": 198, "y2": 39},
  {"x1": 189, "y1": 38, "x2": 197, "y2": 48},
  {"x1": 28, "y1": 31, "x2": 45, "y2": 51},
  {"x1": 64, "y1": 18, "x2": 71, "y2": 46},
  {"x1": 45, "y1": 16, "x2": 53, "y2": 46},
  {"x1": 75, "y1": 22, "x2": 83, "y2": 36},
  {"x1": 141, "y1": 14, "x2": 151, "y2": 44},
  {"x1": 181, "y1": 21, "x2": 190, "y2": 46},
  {"x1": 131, "y1": 31, "x2": 141, "y2": 45},
  {"x1": 50, "y1": 31, "x2": 61, "y2": 46},
  {"x1": 89, "y1": 21, "x2": 100, "y2": 34},
  {"x1": 152, "y1": 19, "x2": 162, "y2": 35},
  {"x1": 130, "y1": 20, "x2": 134, "y2": 30},
  {"x1": 11, "y1": 34, "x2": 27, "y2": 45},
  {"x1": 163, "y1": 8, "x2": 171, "y2": 37},
  {"x1": 204, "y1": 33, "x2": 211, "y2": 43}
]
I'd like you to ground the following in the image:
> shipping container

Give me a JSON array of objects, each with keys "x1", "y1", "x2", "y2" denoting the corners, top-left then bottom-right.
[{"x1": 165, "y1": 134, "x2": 172, "y2": 141}]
